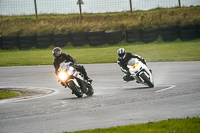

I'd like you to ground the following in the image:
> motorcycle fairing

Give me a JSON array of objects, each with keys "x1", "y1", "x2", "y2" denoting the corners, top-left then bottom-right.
[{"x1": 127, "y1": 58, "x2": 153, "y2": 85}]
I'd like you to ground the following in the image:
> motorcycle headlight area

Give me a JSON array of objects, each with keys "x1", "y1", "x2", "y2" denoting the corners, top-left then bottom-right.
[{"x1": 58, "y1": 71, "x2": 68, "y2": 80}]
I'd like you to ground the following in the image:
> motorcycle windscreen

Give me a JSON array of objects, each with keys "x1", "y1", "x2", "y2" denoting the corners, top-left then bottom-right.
[{"x1": 127, "y1": 58, "x2": 136, "y2": 66}]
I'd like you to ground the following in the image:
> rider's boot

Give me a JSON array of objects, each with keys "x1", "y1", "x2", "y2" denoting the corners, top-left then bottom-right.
[{"x1": 150, "y1": 69, "x2": 152, "y2": 73}]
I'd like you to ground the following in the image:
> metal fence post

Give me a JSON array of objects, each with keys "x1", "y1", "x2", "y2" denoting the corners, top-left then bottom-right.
[
  {"x1": 78, "y1": 0, "x2": 82, "y2": 16},
  {"x1": 34, "y1": 0, "x2": 38, "y2": 19},
  {"x1": 178, "y1": 0, "x2": 181, "y2": 8},
  {"x1": 129, "y1": 0, "x2": 132, "y2": 14}
]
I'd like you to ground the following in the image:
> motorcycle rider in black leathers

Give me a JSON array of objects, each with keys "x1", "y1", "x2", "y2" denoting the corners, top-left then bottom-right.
[
  {"x1": 52, "y1": 47, "x2": 93, "y2": 84},
  {"x1": 117, "y1": 48, "x2": 149, "y2": 81}
]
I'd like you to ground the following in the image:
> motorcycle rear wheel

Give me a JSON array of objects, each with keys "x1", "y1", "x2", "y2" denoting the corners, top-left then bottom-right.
[
  {"x1": 68, "y1": 81, "x2": 83, "y2": 98},
  {"x1": 140, "y1": 73, "x2": 154, "y2": 88}
]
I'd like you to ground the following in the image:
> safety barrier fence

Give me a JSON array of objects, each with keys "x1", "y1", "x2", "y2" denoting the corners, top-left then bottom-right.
[
  {"x1": 0, "y1": 0, "x2": 199, "y2": 17},
  {"x1": 0, "y1": 24, "x2": 200, "y2": 50}
]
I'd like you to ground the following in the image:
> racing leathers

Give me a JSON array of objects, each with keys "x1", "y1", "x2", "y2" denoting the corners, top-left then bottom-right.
[{"x1": 53, "y1": 53, "x2": 90, "y2": 81}]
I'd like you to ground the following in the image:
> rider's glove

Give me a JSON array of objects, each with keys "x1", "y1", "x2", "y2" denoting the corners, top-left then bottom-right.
[
  {"x1": 69, "y1": 62, "x2": 74, "y2": 66},
  {"x1": 141, "y1": 59, "x2": 146, "y2": 65}
]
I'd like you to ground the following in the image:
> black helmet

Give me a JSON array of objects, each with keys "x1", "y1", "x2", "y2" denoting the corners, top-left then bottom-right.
[
  {"x1": 117, "y1": 48, "x2": 126, "y2": 58},
  {"x1": 52, "y1": 47, "x2": 62, "y2": 57}
]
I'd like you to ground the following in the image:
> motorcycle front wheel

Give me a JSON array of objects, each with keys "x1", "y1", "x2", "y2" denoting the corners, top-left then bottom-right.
[
  {"x1": 140, "y1": 73, "x2": 154, "y2": 88},
  {"x1": 68, "y1": 80, "x2": 83, "y2": 98},
  {"x1": 85, "y1": 84, "x2": 94, "y2": 96}
]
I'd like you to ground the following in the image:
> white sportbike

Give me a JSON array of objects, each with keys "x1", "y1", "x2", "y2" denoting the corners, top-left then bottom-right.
[
  {"x1": 57, "y1": 62, "x2": 94, "y2": 98},
  {"x1": 125, "y1": 58, "x2": 154, "y2": 88}
]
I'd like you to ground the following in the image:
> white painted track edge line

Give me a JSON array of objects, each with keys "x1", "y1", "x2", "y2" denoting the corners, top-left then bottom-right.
[{"x1": 156, "y1": 85, "x2": 176, "y2": 93}]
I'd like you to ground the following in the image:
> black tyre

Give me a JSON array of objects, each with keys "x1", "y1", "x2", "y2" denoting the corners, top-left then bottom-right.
[
  {"x1": 36, "y1": 34, "x2": 53, "y2": 49},
  {"x1": 37, "y1": 42, "x2": 51, "y2": 49},
  {"x1": 54, "y1": 42, "x2": 66, "y2": 47},
  {"x1": 162, "y1": 35, "x2": 179, "y2": 42},
  {"x1": 19, "y1": 35, "x2": 36, "y2": 50},
  {"x1": 89, "y1": 31, "x2": 105, "y2": 36},
  {"x1": 88, "y1": 35, "x2": 106, "y2": 41},
  {"x1": 88, "y1": 31, "x2": 106, "y2": 46},
  {"x1": 72, "y1": 40, "x2": 87, "y2": 47},
  {"x1": 126, "y1": 38, "x2": 138, "y2": 43},
  {"x1": 89, "y1": 40, "x2": 105, "y2": 46},
  {"x1": 53, "y1": 33, "x2": 71, "y2": 47},
  {"x1": 126, "y1": 29, "x2": 135, "y2": 34},
  {"x1": 108, "y1": 38, "x2": 122, "y2": 45},
  {"x1": 68, "y1": 81, "x2": 83, "y2": 98},
  {"x1": 106, "y1": 31, "x2": 122, "y2": 37},
  {"x1": 1, "y1": 36, "x2": 19, "y2": 49},
  {"x1": 161, "y1": 25, "x2": 179, "y2": 31},
  {"x1": 85, "y1": 84, "x2": 94, "y2": 96},
  {"x1": 180, "y1": 26, "x2": 199, "y2": 41},
  {"x1": 140, "y1": 28, "x2": 160, "y2": 43},
  {"x1": 71, "y1": 32, "x2": 88, "y2": 37},
  {"x1": 140, "y1": 73, "x2": 154, "y2": 88}
]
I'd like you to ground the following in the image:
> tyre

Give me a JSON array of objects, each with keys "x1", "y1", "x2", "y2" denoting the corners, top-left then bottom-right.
[
  {"x1": 162, "y1": 35, "x2": 179, "y2": 42},
  {"x1": 161, "y1": 25, "x2": 179, "y2": 31},
  {"x1": 180, "y1": 25, "x2": 199, "y2": 41},
  {"x1": 89, "y1": 40, "x2": 106, "y2": 46},
  {"x1": 161, "y1": 26, "x2": 180, "y2": 42},
  {"x1": 68, "y1": 81, "x2": 83, "y2": 98},
  {"x1": 126, "y1": 29, "x2": 143, "y2": 43},
  {"x1": 1, "y1": 36, "x2": 18, "y2": 49},
  {"x1": 54, "y1": 42, "x2": 66, "y2": 47},
  {"x1": 89, "y1": 31, "x2": 105, "y2": 36},
  {"x1": 88, "y1": 31, "x2": 106, "y2": 46},
  {"x1": 126, "y1": 38, "x2": 138, "y2": 43},
  {"x1": 36, "y1": 34, "x2": 53, "y2": 49},
  {"x1": 53, "y1": 33, "x2": 71, "y2": 47},
  {"x1": 140, "y1": 73, "x2": 154, "y2": 88},
  {"x1": 88, "y1": 36, "x2": 106, "y2": 41},
  {"x1": 72, "y1": 40, "x2": 87, "y2": 47},
  {"x1": 71, "y1": 32, "x2": 88, "y2": 46},
  {"x1": 19, "y1": 35, "x2": 36, "y2": 50},
  {"x1": 141, "y1": 28, "x2": 160, "y2": 43},
  {"x1": 85, "y1": 84, "x2": 94, "y2": 96},
  {"x1": 106, "y1": 31, "x2": 122, "y2": 37},
  {"x1": 71, "y1": 32, "x2": 88, "y2": 37}
]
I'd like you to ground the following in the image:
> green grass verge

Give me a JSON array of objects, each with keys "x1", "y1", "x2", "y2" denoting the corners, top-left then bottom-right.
[
  {"x1": 0, "y1": 39, "x2": 200, "y2": 67},
  {"x1": 0, "y1": 91, "x2": 20, "y2": 100},
  {"x1": 64, "y1": 117, "x2": 200, "y2": 133}
]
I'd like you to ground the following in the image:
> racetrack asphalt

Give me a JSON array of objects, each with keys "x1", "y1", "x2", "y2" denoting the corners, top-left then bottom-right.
[{"x1": 0, "y1": 62, "x2": 200, "y2": 133}]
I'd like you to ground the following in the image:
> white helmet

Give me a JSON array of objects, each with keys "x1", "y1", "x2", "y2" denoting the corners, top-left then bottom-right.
[{"x1": 117, "y1": 48, "x2": 126, "y2": 59}]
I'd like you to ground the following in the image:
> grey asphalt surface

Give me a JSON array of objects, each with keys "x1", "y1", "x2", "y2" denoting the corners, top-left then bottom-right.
[{"x1": 0, "y1": 62, "x2": 200, "y2": 133}]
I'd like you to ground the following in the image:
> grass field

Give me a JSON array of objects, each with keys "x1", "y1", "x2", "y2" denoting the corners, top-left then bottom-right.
[
  {"x1": 0, "y1": 39, "x2": 200, "y2": 67},
  {"x1": 64, "y1": 117, "x2": 200, "y2": 133}
]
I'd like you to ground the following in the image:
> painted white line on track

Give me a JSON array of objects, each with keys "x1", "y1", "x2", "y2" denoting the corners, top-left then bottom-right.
[{"x1": 156, "y1": 85, "x2": 176, "y2": 93}]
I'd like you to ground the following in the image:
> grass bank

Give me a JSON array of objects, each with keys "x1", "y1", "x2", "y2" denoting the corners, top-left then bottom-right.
[
  {"x1": 64, "y1": 117, "x2": 200, "y2": 133},
  {"x1": 0, "y1": 6, "x2": 200, "y2": 36},
  {"x1": 0, "y1": 40, "x2": 200, "y2": 67}
]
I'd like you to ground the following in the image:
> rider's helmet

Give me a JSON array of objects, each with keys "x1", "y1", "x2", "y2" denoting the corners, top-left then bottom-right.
[
  {"x1": 52, "y1": 47, "x2": 62, "y2": 57},
  {"x1": 117, "y1": 48, "x2": 126, "y2": 59}
]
